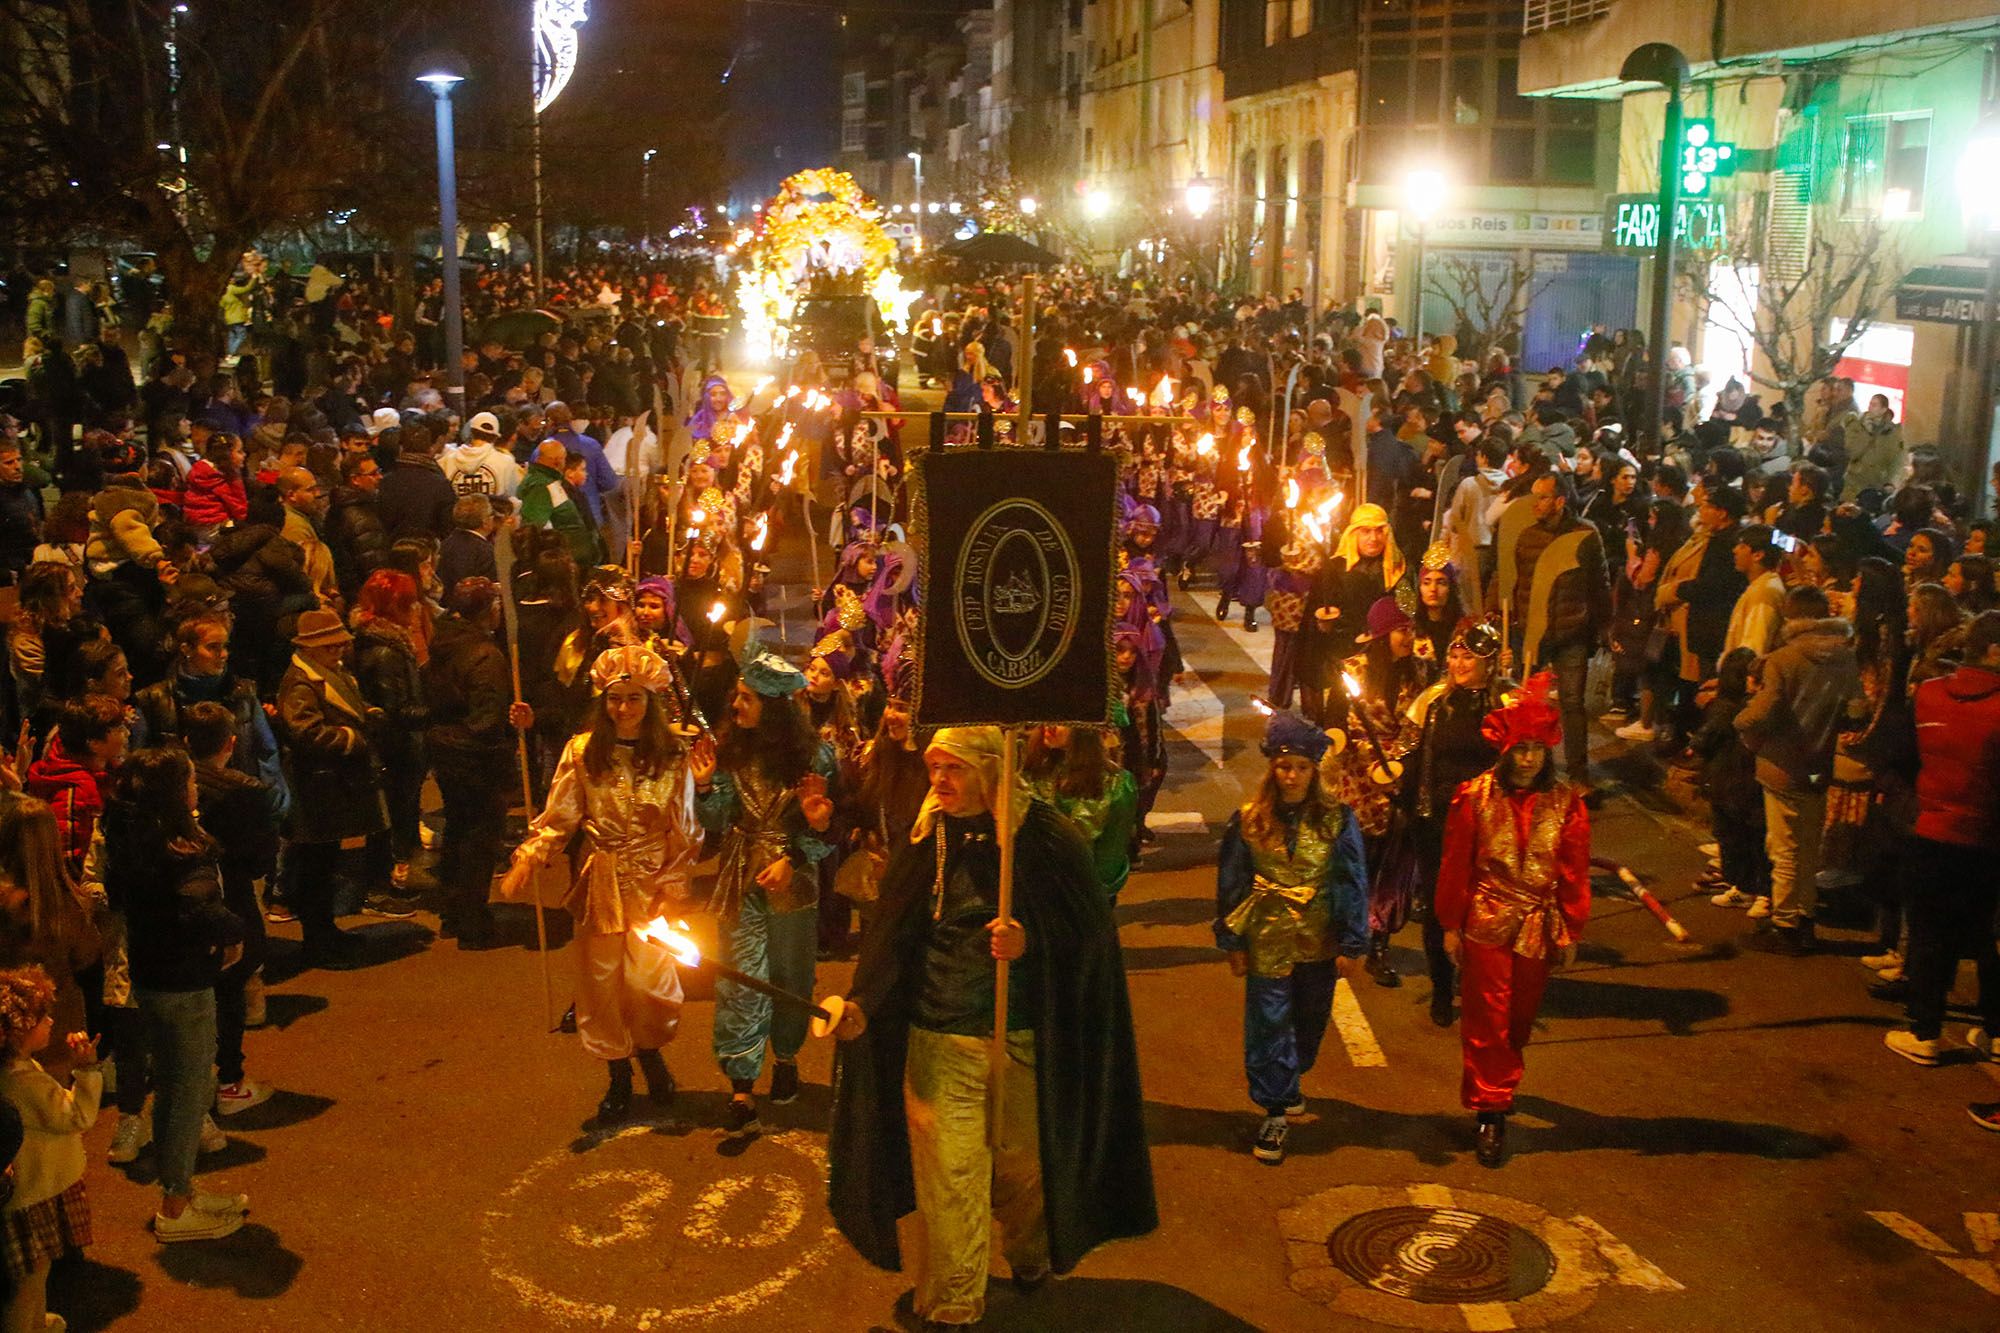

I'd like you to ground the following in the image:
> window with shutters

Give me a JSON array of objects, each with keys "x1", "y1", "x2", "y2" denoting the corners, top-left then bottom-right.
[{"x1": 1840, "y1": 112, "x2": 1930, "y2": 219}]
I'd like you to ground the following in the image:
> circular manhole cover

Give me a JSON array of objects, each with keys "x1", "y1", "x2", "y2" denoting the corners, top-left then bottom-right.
[{"x1": 1327, "y1": 1205, "x2": 1556, "y2": 1304}]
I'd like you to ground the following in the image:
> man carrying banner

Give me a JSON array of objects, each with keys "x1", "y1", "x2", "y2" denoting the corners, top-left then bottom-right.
[{"x1": 827, "y1": 726, "x2": 1157, "y2": 1327}]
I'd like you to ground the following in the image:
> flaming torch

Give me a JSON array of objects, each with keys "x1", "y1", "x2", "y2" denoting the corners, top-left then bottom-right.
[
  {"x1": 707, "y1": 600, "x2": 727, "y2": 625},
  {"x1": 636, "y1": 919, "x2": 839, "y2": 1027},
  {"x1": 749, "y1": 513, "x2": 770, "y2": 552},
  {"x1": 1194, "y1": 432, "x2": 1216, "y2": 458},
  {"x1": 1341, "y1": 671, "x2": 1404, "y2": 786}
]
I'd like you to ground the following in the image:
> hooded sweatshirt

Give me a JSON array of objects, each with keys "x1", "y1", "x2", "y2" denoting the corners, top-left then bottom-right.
[
  {"x1": 1734, "y1": 616, "x2": 1864, "y2": 792},
  {"x1": 441, "y1": 437, "x2": 523, "y2": 500}
]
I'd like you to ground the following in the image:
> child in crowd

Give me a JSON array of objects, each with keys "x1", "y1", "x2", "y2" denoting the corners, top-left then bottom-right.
[{"x1": 1698, "y1": 647, "x2": 1771, "y2": 914}]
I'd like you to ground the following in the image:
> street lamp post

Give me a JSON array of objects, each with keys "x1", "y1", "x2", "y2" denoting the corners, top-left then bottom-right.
[
  {"x1": 642, "y1": 148, "x2": 658, "y2": 250},
  {"x1": 908, "y1": 151, "x2": 925, "y2": 251},
  {"x1": 417, "y1": 56, "x2": 468, "y2": 421},
  {"x1": 1622, "y1": 42, "x2": 1691, "y2": 448},
  {"x1": 1959, "y1": 113, "x2": 2000, "y2": 514},
  {"x1": 1403, "y1": 167, "x2": 1446, "y2": 353}
]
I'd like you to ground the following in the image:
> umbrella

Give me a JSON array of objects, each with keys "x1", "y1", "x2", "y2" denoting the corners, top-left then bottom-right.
[
  {"x1": 477, "y1": 307, "x2": 563, "y2": 350},
  {"x1": 935, "y1": 231, "x2": 1062, "y2": 269}
]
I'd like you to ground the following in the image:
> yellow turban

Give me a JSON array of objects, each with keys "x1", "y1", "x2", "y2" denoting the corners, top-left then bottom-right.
[
  {"x1": 912, "y1": 726, "x2": 1033, "y2": 842},
  {"x1": 1333, "y1": 502, "x2": 1406, "y2": 590}
]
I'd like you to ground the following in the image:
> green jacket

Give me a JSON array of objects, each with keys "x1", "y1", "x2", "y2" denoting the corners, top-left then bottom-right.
[{"x1": 517, "y1": 462, "x2": 600, "y2": 566}]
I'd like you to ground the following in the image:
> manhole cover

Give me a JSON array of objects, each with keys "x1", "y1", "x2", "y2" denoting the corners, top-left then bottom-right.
[{"x1": 1327, "y1": 1205, "x2": 1556, "y2": 1304}]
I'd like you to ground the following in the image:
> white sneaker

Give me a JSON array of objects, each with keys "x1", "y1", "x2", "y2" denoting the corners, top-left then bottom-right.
[
  {"x1": 108, "y1": 1113, "x2": 151, "y2": 1164},
  {"x1": 215, "y1": 1080, "x2": 274, "y2": 1116},
  {"x1": 192, "y1": 1188, "x2": 249, "y2": 1215},
  {"x1": 1615, "y1": 721, "x2": 1656, "y2": 742},
  {"x1": 1697, "y1": 842, "x2": 1720, "y2": 859},
  {"x1": 200, "y1": 1114, "x2": 227, "y2": 1155},
  {"x1": 1710, "y1": 887, "x2": 1755, "y2": 908},
  {"x1": 1746, "y1": 897, "x2": 1772, "y2": 920},
  {"x1": 153, "y1": 1202, "x2": 245, "y2": 1243},
  {"x1": 1884, "y1": 1030, "x2": 1941, "y2": 1065},
  {"x1": 1876, "y1": 964, "x2": 1904, "y2": 983},
  {"x1": 1967, "y1": 1028, "x2": 1995, "y2": 1061},
  {"x1": 1861, "y1": 951, "x2": 1903, "y2": 972}
]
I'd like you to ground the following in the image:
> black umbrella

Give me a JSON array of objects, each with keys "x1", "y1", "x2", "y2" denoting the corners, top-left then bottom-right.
[
  {"x1": 935, "y1": 231, "x2": 1062, "y2": 269},
  {"x1": 477, "y1": 307, "x2": 563, "y2": 350}
]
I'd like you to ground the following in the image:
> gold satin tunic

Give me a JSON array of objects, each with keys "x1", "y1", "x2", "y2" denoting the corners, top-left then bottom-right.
[
  {"x1": 1223, "y1": 811, "x2": 1339, "y2": 978},
  {"x1": 518, "y1": 734, "x2": 702, "y2": 936}
]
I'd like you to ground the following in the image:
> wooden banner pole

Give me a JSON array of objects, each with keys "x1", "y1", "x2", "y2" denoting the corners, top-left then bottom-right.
[{"x1": 988, "y1": 723, "x2": 1018, "y2": 1152}]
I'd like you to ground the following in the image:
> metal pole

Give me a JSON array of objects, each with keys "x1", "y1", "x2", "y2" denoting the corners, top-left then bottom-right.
[
  {"x1": 433, "y1": 85, "x2": 466, "y2": 422},
  {"x1": 1644, "y1": 80, "x2": 1685, "y2": 449},
  {"x1": 987, "y1": 724, "x2": 1018, "y2": 1151},
  {"x1": 533, "y1": 109, "x2": 546, "y2": 306},
  {"x1": 1411, "y1": 219, "x2": 1426, "y2": 354},
  {"x1": 1980, "y1": 249, "x2": 2000, "y2": 516},
  {"x1": 1017, "y1": 273, "x2": 1036, "y2": 441}
]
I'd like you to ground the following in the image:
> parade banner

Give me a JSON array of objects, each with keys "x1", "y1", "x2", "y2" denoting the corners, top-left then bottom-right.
[{"x1": 911, "y1": 447, "x2": 1119, "y2": 726}]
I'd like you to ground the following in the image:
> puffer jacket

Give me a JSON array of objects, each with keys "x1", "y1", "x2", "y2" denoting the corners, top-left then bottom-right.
[
  {"x1": 1911, "y1": 664, "x2": 2000, "y2": 846},
  {"x1": 1735, "y1": 616, "x2": 1865, "y2": 792},
  {"x1": 181, "y1": 459, "x2": 248, "y2": 528},
  {"x1": 326, "y1": 486, "x2": 391, "y2": 600}
]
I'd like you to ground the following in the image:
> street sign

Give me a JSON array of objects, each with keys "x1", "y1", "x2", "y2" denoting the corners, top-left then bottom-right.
[
  {"x1": 1602, "y1": 194, "x2": 1729, "y2": 254},
  {"x1": 1678, "y1": 119, "x2": 1737, "y2": 197}
]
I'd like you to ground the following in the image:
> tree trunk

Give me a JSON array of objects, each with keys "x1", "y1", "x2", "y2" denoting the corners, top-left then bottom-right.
[{"x1": 154, "y1": 234, "x2": 238, "y2": 359}]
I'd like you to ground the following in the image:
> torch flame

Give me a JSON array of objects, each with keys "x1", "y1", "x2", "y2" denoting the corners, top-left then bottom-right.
[
  {"x1": 1194, "y1": 432, "x2": 1216, "y2": 458},
  {"x1": 707, "y1": 601, "x2": 726, "y2": 624},
  {"x1": 1237, "y1": 442, "x2": 1253, "y2": 472},
  {"x1": 1083, "y1": 366, "x2": 1095, "y2": 385},
  {"x1": 636, "y1": 917, "x2": 703, "y2": 968},
  {"x1": 1250, "y1": 696, "x2": 1275, "y2": 716},
  {"x1": 776, "y1": 451, "x2": 798, "y2": 486},
  {"x1": 1063, "y1": 348, "x2": 1078, "y2": 367},
  {"x1": 1285, "y1": 478, "x2": 1301, "y2": 509},
  {"x1": 1150, "y1": 376, "x2": 1176, "y2": 408},
  {"x1": 1342, "y1": 671, "x2": 1364, "y2": 700},
  {"x1": 750, "y1": 514, "x2": 770, "y2": 551}
]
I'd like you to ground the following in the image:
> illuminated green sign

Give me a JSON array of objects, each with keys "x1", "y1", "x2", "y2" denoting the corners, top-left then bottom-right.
[
  {"x1": 1603, "y1": 195, "x2": 1730, "y2": 254},
  {"x1": 1678, "y1": 119, "x2": 1737, "y2": 197}
]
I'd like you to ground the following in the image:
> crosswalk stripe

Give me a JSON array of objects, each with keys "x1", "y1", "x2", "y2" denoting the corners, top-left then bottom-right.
[
  {"x1": 1163, "y1": 670, "x2": 1228, "y2": 769},
  {"x1": 1332, "y1": 978, "x2": 1387, "y2": 1067},
  {"x1": 1147, "y1": 811, "x2": 1209, "y2": 834},
  {"x1": 1868, "y1": 1211, "x2": 1955, "y2": 1253}
]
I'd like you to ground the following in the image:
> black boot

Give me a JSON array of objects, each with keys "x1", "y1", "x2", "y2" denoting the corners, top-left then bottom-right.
[
  {"x1": 593, "y1": 1059, "x2": 633, "y2": 1128},
  {"x1": 1429, "y1": 984, "x2": 1455, "y2": 1028},
  {"x1": 634, "y1": 1049, "x2": 675, "y2": 1106},
  {"x1": 1366, "y1": 935, "x2": 1401, "y2": 988},
  {"x1": 1475, "y1": 1111, "x2": 1507, "y2": 1167},
  {"x1": 1215, "y1": 596, "x2": 1232, "y2": 620},
  {"x1": 1243, "y1": 606, "x2": 1259, "y2": 632}
]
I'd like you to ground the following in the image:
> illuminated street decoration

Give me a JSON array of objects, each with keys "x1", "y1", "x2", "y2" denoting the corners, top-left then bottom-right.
[
  {"x1": 533, "y1": 0, "x2": 589, "y2": 114},
  {"x1": 735, "y1": 168, "x2": 907, "y2": 363}
]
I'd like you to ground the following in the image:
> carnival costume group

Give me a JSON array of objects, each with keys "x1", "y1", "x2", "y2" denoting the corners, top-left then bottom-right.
[{"x1": 490, "y1": 360, "x2": 1594, "y2": 1330}]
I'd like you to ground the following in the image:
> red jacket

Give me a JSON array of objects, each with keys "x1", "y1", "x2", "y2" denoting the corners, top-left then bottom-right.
[
  {"x1": 25, "y1": 739, "x2": 107, "y2": 877},
  {"x1": 182, "y1": 459, "x2": 249, "y2": 528},
  {"x1": 1913, "y1": 664, "x2": 2000, "y2": 847}
]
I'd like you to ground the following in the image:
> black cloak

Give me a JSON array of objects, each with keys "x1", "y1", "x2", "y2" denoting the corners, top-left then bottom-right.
[{"x1": 827, "y1": 800, "x2": 1158, "y2": 1273}]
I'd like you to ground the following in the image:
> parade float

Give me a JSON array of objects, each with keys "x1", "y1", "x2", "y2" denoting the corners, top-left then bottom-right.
[{"x1": 733, "y1": 167, "x2": 915, "y2": 366}]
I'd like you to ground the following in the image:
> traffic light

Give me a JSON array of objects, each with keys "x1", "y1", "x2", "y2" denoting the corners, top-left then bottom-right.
[{"x1": 1679, "y1": 120, "x2": 1737, "y2": 197}]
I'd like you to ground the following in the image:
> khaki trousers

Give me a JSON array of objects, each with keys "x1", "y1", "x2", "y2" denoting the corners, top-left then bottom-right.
[{"x1": 903, "y1": 1027, "x2": 1048, "y2": 1325}]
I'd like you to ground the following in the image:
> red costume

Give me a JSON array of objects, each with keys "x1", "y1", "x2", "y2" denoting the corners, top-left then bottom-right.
[{"x1": 1433, "y1": 677, "x2": 1591, "y2": 1113}]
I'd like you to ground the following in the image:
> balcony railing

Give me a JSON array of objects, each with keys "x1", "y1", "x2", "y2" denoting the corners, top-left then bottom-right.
[{"x1": 1522, "y1": 0, "x2": 1609, "y2": 35}]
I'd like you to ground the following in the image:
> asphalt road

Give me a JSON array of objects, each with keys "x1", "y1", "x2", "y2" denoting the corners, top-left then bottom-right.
[{"x1": 51, "y1": 466, "x2": 2000, "y2": 1333}]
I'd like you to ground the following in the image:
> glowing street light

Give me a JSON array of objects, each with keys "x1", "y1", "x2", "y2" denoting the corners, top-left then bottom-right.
[
  {"x1": 414, "y1": 52, "x2": 469, "y2": 419},
  {"x1": 1183, "y1": 175, "x2": 1216, "y2": 218},
  {"x1": 532, "y1": 0, "x2": 590, "y2": 114},
  {"x1": 1403, "y1": 165, "x2": 1449, "y2": 353},
  {"x1": 1019, "y1": 196, "x2": 1039, "y2": 216},
  {"x1": 1085, "y1": 186, "x2": 1113, "y2": 219}
]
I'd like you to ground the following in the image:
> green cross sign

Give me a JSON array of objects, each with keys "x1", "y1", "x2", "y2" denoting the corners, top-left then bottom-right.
[{"x1": 1679, "y1": 120, "x2": 1737, "y2": 198}]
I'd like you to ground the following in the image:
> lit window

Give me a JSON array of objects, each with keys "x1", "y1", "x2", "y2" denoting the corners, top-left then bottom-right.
[{"x1": 1842, "y1": 113, "x2": 1930, "y2": 219}]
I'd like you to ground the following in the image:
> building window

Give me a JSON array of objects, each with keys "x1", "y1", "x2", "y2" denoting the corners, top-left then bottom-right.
[
  {"x1": 1491, "y1": 127, "x2": 1535, "y2": 181},
  {"x1": 843, "y1": 72, "x2": 867, "y2": 107},
  {"x1": 1842, "y1": 113, "x2": 1930, "y2": 219},
  {"x1": 1544, "y1": 128, "x2": 1595, "y2": 184},
  {"x1": 841, "y1": 111, "x2": 865, "y2": 153}
]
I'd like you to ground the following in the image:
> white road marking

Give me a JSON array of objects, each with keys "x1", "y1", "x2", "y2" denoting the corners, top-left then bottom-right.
[
  {"x1": 1202, "y1": 605, "x2": 1276, "y2": 675},
  {"x1": 1568, "y1": 1214, "x2": 1685, "y2": 1291},
  {"x1": 1459, "y1": 1302, "x2": 1517, "y2": 1330},
  {"x1": 1966, "y1": 1213, "x2": 1999, "y2": 1256},
  {"x1": 1333, "y1": 977, "x2": 1387, "y2": 1067},
  {"x1": 1147, "y1": 810, "x2": 1209, "y2": 834},
  {"x1": 1407, "y1": 1183, "x2": 1456, "y2": 1209},
  {"x1": 1869, "y1": 1211, "x2": 2000, "y2": 1296},
  {"x1": 1163, "y1": 669, "x2": 1229, "y2": 768}
]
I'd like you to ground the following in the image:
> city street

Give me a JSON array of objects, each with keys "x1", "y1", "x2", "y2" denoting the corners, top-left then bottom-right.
[{"x1": 49, "y1": 517, "x2": 2000, "y2": 1333}]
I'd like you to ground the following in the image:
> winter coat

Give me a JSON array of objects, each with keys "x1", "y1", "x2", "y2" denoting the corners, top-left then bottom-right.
[
  {"x1": 1691, "y1": 691, "x2": 1761, "y2": 813},
  {"x1": 1519, "y1": 513, "x2": 1612, "y2": 655},
  {"x1": 101, "y1": 828, "x2": 243, "y2": 994},
  {"x1": 282, "y1": 504, "x2": 338, "y2": 604},
  {"x1": 1660, "y1": 525, "x2": 1745, "y2": 673},
  {"x1": 195, "y1": 763, "x2": 284, "y2": 883},
  {"x1": 275, "y1": 653, "x2": 388, "y2": 844},
  {"x1": 353, "y1": 619, "x2": 429, "y2": 768},
  {"x1": 209, "y1": 523, "x2": 317, "y2": 687},
  {"x1": 518, "y1": 461, "x2": 601, "y2": 567},
  {"x1": 1910, "y1": 664, "x2": 2000, "y2": 847},
  {"x1": 0, "y1": 479, "x2": 44, "y2": 580},
  {"x1": 85, "y1": 486, "x2": 164, "y2": 571},
  {"x1": 180, "y1": 459, "x2": 248, "y2": 529},
  {"x1": 437, "y1": 528, "x2": 497, "y2": 601},
  {"x1": 1735, "y1": 616, "x2": 1865, "y2": 793},
  {"x1": 1841, "y1": 415, "x2": 1906, "y2": 501},
  {"x1": 326, "y1": 486, "x2": 391, "y2": 601},
  {"x1": 377, "y1": 451, "x2": 457, "y2": 541},
  {"x1": 422, "y1": 612, "x2": 512, "y2": 760}
]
